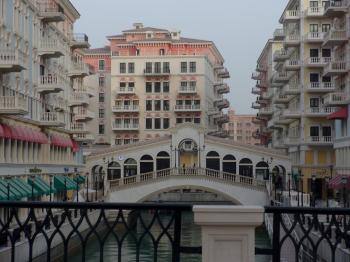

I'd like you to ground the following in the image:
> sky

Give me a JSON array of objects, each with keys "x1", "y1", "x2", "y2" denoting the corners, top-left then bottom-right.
[{"x1": 71, "y1": 0, "x2": 289, "y2": 114}]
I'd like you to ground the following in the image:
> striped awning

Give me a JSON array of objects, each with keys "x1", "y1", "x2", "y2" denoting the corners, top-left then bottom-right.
[
  {"x1": 51, "y1": 135, "x2": 74, "y2": 148},
  {"x1": 329, "y1": 175, "x2": 350, "y2": 190},
  {"x1": 0, "y1": 124, "x2": 48, "y2": 144},
  {"x1": 54, "y1": 176, "x2": 78, "y2": 191}
]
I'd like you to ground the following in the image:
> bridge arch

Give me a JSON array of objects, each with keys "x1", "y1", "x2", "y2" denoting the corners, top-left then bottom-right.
[
  {"x1": 124, "y1": 158, "x2": 137, "y2": 177},
  {"x1": 140, "y1": 155, "x2": 154, "y2": 174},
  {"x1": 206, "y1": 151, "x2": 220, "y2": 170},
  {"x1": 222, "y1": 154, "x2": 236, "y2": 174},
  {"x1": 256, "y1": 161, "x2": 269, "y2": 180},
  {"x1": 107, "y1": 162, "x2": 121, "y2": 180},
  {"x1": 239, "y1": 158, "x2": 253, "y2": 177},
  {"x1": 156, "y1": 151, "x2": 170, "y2": 170}
]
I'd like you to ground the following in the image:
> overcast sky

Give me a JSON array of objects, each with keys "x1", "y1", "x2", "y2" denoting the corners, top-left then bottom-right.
[{"x1": 71, "y1": 0, "x2": 288, "y2": 114}]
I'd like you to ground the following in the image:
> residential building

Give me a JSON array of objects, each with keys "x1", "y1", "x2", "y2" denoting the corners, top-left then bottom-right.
[
  {"x1": 106, "y1": 23, "x2": 230, "y2": 146},
  {"x1": 0, "y1": 0, "x2": 92, "y2": 203},
  {"x1": 223, "y1": 108, "x2": 260, "y2": 145},
  {"x1": 252, "y1": 0, "x2": 350, "y2": 199}
]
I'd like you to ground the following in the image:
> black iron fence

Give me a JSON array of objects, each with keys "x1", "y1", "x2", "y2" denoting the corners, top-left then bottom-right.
[
  {"x1": 257, "y1": 206, "x2": 350, "y2": 262},
  {"x1": 0, "y1": 201, "x2": 201, "y2": 262}
]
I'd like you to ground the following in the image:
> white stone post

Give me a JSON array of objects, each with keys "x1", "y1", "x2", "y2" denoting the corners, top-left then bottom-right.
[{"x1": 193, "y1": 206, "x2": 264, "y2": 262}]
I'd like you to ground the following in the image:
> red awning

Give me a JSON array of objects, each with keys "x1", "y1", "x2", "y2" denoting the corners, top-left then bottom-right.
[
  {"x1": 0, "y1": 124, "x2": 4, "y2": 138},
  {"x1": 329, "y1": 175, "x2": 350, "y2": 190},
  {"x1": 72, "y1": 140, "x2": 80, "y2": 153},
  {"x1": 327, "y1": 107, "x2": 348, "y2": 120},
  {"x1": 2, "y1": 124, "x2": 12, "y2": 139},
  {"x1": 51, "y1": 134, "x2": 73, "y2": 148}
]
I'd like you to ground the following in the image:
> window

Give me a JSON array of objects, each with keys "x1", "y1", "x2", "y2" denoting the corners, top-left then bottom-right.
[
  {"x1": 322, "y1": 126, "x2": 332, "y2": 137},
  {"x1": 99, "y1": 77, "x2": 105, "y2": 87},
  {"x1": 310, "y1": 126, "x2": 319, "y2": 137},
  {"x1": 99, "y1": 93, "x2": 104, "y2": 102},
  {"x1": 115, "y1": 139, "x2": 122, "y2": 145},
  {"x1": 189, "y1": 81, "x2": 196, "y2": 90},
  {"x1": 310, "y1": 98, "x2": 320, "y2": 108},
  {"x1": 189, "y1": 62, "x2": 196, "y2": 73},
  {"x1": 155, "y1": 118, "x2": 161, "y2": 129},
  {"x1": 120, "y1": 82, "x2": 126, "y2": 88},
  {"x1": 124, "y1": 139, "x2": 130, "y2": 145},
  {"x1": 160, "y1": 49, "x2": 165, "y2": 56},
  {"x1": 154, "y1": 82, "x2": 161, "y2": 93},
  {"x1": 154, "y1": 100, "x2": 161, "y2": 111},
  {"x1": 146, "y1": 100, "x2": 152, "y2": 111},
  {"x1": 309, "y1": 24, "x2": 319, "y2": 33},
  {"x1": 99, "y1": 124, "x2": 105, "y2": 134},
  {"x1": 322, "y1": 24, "x2": 331, "y2": 33},
  {"x1": 120, "y1": 63, "x2": 126, "y2": 74},
  {"x1": 129, "y1": 82, "x2": 135, "y2": 89},
  {"x1": 163, "y1": 100, "x2": 170, "y2": 111},
  {"x1": 163, "y1": 62, "x2": 170, "y2": 73},
  {"x1": 310, "y1": 73, "x2": 319, "y2": 83},
  {"x1": 163, "y1": 82, "x2": 169, "y2": 92},
  {"x1": 154, "y1": 62, "x2": 161, "y2": 73},
  {"x1": 310, "y1": 1, "x2": 318, "y2": 7},
  {"x1": 146, "y1": 82, "x2": 152, "y2": 93},
  {"x1": 322, "y1": 49, "x2": 331, "y2": 58},
  {"x1": 163, "y1": 118, "x2": 170, "y2": 129},
  {"x1": 310, "y1": 49, "x2": 319, "y2": 58},
  {"x1": 136, "y1": 49, "x2": 140, "y2": 56},
  {"x1": 194, "y1": 118, "x2": 201, "y2": 124},
  {"x1": 176, "y1": 118, "x2": 183, "y2": 124},
  {"x1": 99, "y1": 108, "x2": 105, "y2": 118},
  {"x1": 146, "y1": 118, "x2": 152, "y2": 129},
  {"x1": 185, "y1": 118, "x2": 192, "y2": 122},
  {"x1": 181, "y1": 62, "x2": 187, "y2": 73},
  {"x1": 145, "y1": 62, "x2": 152, "y2": 73},
  {"x1": 98, "y1": 60, "x2": 105, "y2": 71},
  {"x1": 128, "y1": 63, "x2": 135, "y2": 73}
]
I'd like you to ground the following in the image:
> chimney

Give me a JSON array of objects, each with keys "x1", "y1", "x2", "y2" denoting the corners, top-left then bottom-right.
[{"x1": 133, "y1": 23, "x2": 144, "y2": 30}]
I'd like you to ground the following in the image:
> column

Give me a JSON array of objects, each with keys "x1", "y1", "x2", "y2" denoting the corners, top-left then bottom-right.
[{"x1": 194, "y1": 206, "x2": 264, "y2": 262}]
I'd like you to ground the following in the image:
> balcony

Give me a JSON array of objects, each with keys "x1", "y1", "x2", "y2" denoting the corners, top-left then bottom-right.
[
  {"x1": 52, "y1": 96, "x2": 66, "y2": 112},
  {"x1": 283, "y1": 108, "x2": 301, "y2": 119},
  {"x1": 74, "y1": 109, "x2": 95, "y2": 120},
  {"x1": 251, "y1": 72, "x2": 262, "y2": 80},
  {"x1": 37, "y1": 2, "x2": 65, "y2": 22},
  {"x1": 70, "y1": 34, "x2": 90, "y2": 49},
  {"x1": 304, "y1": 32, "x2": 324, "y2": 43},
  {"x1": 217, "y1": 68, "x2": 230, "y2": 78},
  {"x1": 0, "y1": 96, "x2": 28, "y2": 115},
  {"x1": 304, "y1": 57, "x2": 331, "y2": 67},
  {"x1": 283, "y1": 59, "x2": 301, "y2": 71},
  {"x1": 216, "y1": 84, "x2": 230, "y2": 94},
  {"x1": 112, "y1": 123, "x2": 139, "y2": 131},
  {"x1": 37, "y1": 74, "x2": 65, "y2": 94},
  {"x1": 282, "y1": 10, "x2": 300, "y2": 22},
  {"x1": 256, "y1": 64, "x2": 267, "y2": 72},
  {"x1": 178, "y1": 86, "x2": 197, "y2": 94},
  {"x1": 214, "y1": 114, "x2": 229, "y2": 124},
  {"x1": 305, "y1": 7, "x2": 325, "y2": 17},
  {"x1": 256, "y1": 80, "x2": 268, "y2": 88},
  {"x1": 38, "y1": 39, "x2": 64, "y2": 58},
  {"x1": 284, "y1": 34, "x2": 301, "y2": 47},
  {"x1": 305, "y1": 106, "x2": 337, "y2": 116},
  {"x1": 118, "y1": 87, "x2": 135, "y2": 94},
  {"x1": 306, "y1": 136, "x2": 333, "y2": 145},
  {"x1": 251, "y1": 102, "x2": 261, "y2": 109},
  {"x1": 69, "y1": 62, "x2": 90, "y2": 78},
  {"x1": 112, "y1": 105, "x2": 139, "y2": 113},
  {"x1": 76, "y1": 86, "x2": 95, "y2": 97},
  {"x1": 282, "y1": 83, "x2": 300, "y2": 95},
  {"x1": 70, "y1": 122, "x2": 89, "y2": 134},
  {"x1": 273, "y1": 28, "x2": 285, "y2": 40},
  {"x1": 215, "y1": 99, "x2": 230, "y2": 109},
  {"x1": 322, "y1": 29, "x2": 347, "y2": 47},
  {"x1": 73, "y1": 133, "x2": 95, "y2": 142},
  {"x1": 324, "y1": 0, "x2": 350, "y2": 16},
  {"x1": 174, "y1": 104, "x2": 201, "y2": 112},
  {"x1": 258, "y1": 107, "x2": 273, "y2": 116},
  {"x1": 251, "y1": 87, "x2": 261, "y2": 95},
  {"x1": 305, "y1": 82, "x2": 335, "y2": 92},
  {"x1": 272, "y1": 71, "x2": 290, "y2": 83},
  {"x1": 323, "y1": 61, "x2": 347, "y2": 76},
  {"x1": 0, "y1": 48, "x2": 26, "y2": 72},
  {"x1": 284, "y1": 136, "x2": 300, "y2": 145},
  {"x1": 273, "y1": 138, "x2": 288, "y2": 149},
  {"x1": 273, "y1": 49, "x2": 292, "y2": 62},
  {"x1": 39, "y1": 112, "x2": 65, "y2": 127},
  {"x1": 323, "y1": 92, "x2": 350, "y2": 106},
  {"x1": 273, "y1": 94, "x2": 290, "y2": 104},
  {"x1": 69, "y1": 92, "x2": 90, "y2": 107},
  {"x1": 252, "y1": 118, "x2": 263, "y2": 125},
  {"x1": 143, "y1": 69, "x2": 170, "y2": 76}
]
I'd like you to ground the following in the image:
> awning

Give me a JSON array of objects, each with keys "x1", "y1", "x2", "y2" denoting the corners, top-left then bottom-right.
[
  {"x1": 72, "y1": 140, "x2": 80, "y2": 153},
  {"x1": 329, "y1": 175, "x2": 350, "y2": 190},
  {"x1": 54, "y1": 176, "x2": 78, "y2": 191},
  {"x1": 73, "y1": 175, "x2": 85, "y2": 184},
  {"x1": 51, "y1": 135, "x2": 74, "y2": 148},
  {"x1": 0, "y1": 178, "x2": 36, "y2": 200},
  {"x1": 328, "y1": 107, "x2": 348, "y2": 120},
  {"x1": 0, "y1": 124, "x2": 48, "y2": 144},
  {"x1": 10, "y1": 178, "x2": 40, "y2": 198},
  {"x1": 28, "y1": 176, "x2": 57, "y2": 195}
]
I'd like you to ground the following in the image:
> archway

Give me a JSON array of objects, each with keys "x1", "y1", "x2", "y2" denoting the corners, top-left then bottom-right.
[
  {"x1": 124, "y1": 158, "x2": 137, "y2": 177},
  {"x1": 140, "y1": 155, "x2": 154, "y2": 174},
  {"x1": 206, "y1": 151, "x2": 220, "y2": 171},
  {"x1": 91, "y1": 165, "x2": 104, "y2": 189},
  {"x1": 156, "y1": 151, "x2": 170, "y2": 171},
  {"x1": 107, "y1": 162, "x2": 121, "y2": 180},
  {"x1": 222, "y1": 154, "x2": 236, "y2": 174},
  {"x1": 178, "y1": 139, "x2": 198, "y2": 168},
  {"x1": 256, "y1": 161, "x2": 269, "y2": 181},
  {"x1": 239, "y1": 158, "x2": 253, "y2": 177}
]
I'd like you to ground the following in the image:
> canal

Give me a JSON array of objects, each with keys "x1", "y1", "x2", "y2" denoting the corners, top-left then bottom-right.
[{"x1": 68, "y1": 212, "x2": 271, "y2": 262}]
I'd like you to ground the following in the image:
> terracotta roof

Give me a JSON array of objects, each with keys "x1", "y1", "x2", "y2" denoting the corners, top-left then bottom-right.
[
  {"x1": 84, "y1": 46, "x2": 111, "y2": 54},
  {"x1": 130, "y1": 37, "x2": 212, "y2": 44},
  {"x1": 106, "y1": 34, "x2": 126, "y2": 39},
  {"x1": 122, "y1": 27, "x2": 169, "y2": 33}
]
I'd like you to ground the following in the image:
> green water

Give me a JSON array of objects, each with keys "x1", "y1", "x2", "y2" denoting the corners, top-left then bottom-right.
[{"x1": 68, "y1": 212, "x2": 271, "y2": 262}]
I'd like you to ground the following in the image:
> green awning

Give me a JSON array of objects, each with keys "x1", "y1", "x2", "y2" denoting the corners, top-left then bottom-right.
[
  {"x1": 74, "y1": 175, "x2": 85, "y2": 184},
  {"x1": 54, "y1": 176, "x2": 78, "y2": 191},
  {"x1": 0, "y1": 180, "x2": 16, "y2": 200},
  {"x1": 0, "y1": 179, "x2": 26, "y2": 200},
  {"x1": 10, "y1": 178, "x2": 40, "y2": 198},
  {"x1": 0, "y1": 186, "x2": 8, "y2": 200},
  {"x1": 28, "y1": 177, "x2": 57, "y2": 195}
]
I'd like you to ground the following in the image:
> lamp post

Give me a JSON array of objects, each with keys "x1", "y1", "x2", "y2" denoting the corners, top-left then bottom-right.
[
  {"x1": 341, "y1": 176, "x2": 347, "y2": 208},
  {"x1": 6, "y1": 176, "x2": 11, "y2": 201},
  {"x1": 101, "y1": 171, "x2": 105, "y2": 200},
  {"x1": 299, "y1": 168, "x2": 304, "y2": 207},
  {"x1": 288, "y1": 173, "x2": 291, "y2": 201},
  {"x1": 311, "y1": 174, "x2": 316, "y2": 207},
  {"x1": 85, "y1": 172, "x2": 89, "y2": 202},
  {"x1": 325, "y1": 176, "x2": 330, "y2": 222},
  {"x1": 197, "y1": 144, "x2": 205, "y2": 168},
  {"x1": 63, "y1": 176, "x2": 67, "y2": 202},
  {"x1": 170, "y1": 145, "x2": 178, "y2": 168},
  {"x1": 30, "y1": 174, "x2": 35, "y2": 199},
  {"x1": 103, "y1": 157, "x2": 113, "y2": 198},
  {"x1": 75, "y1": 172, "x2": 79, "y2": 202},
  {"x1": 49, "y1": 174, "x2": 53, "y2": 202},
  {"x1": 296, "y1": 174, "x2": 300, "y2": 207},
  {"x1": 95, "y1": 175, "x2": 98, "y2": 202}
]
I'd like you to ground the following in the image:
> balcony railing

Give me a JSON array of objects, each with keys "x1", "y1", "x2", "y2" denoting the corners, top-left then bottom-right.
[
  {"x1": 323, "y1": 60, "x2": 348, "y2": 76},
  {"x1": 273, "y1": 71, "x2": 290, "y2": 82},
  {"x1": 282, "y1": 83, "x2": 300, "y2": 95},
  {"x1": 75, "y1": 109, "x2": 95, "y2": 120},
  {"x1": 0, "y1": 96, "x2": 28, "y2": 115},
  {"x1": 324, "y1": 0, "x2": 350, "y2": 15},
  {"x1": 70, "y1": 122, "x2": 89, "y2": 133},
  {"x1": 273, "y1": 49, "x2": 292, "y2": 62},
  {"x1": 284, "y1": 34, "x2": 301, "y2": 46},
  {"x1": 0, "y1": 48, "x2": 26, "y2": 72},
  {"x1": 112, "y1": 123, "x2": 139, "y2": 130},
  {"x1": 251, "y1": 72, "x2": 261, "y2": 80},
  {"x1": 38, "y1": 39, "x2": 64, "y2": 57},
  {"x1": 70, "y1": 33, "x2": 90, "y2": 49},
  {"x1": 323, "y1": 92, "x2": 350, "y2": 105},
  {"x1": 38, "y1": 74, "x2": 65, "y2": 93},
  {"x1": 305, "y1": 6, "x2": 325, "y2": 16},
  {"x1": 306, "y1": 82, "x2": 335, "y2": 92},
  {"x1": 305, "y1": 107, "x2": 337, "y2": 115},
  {"x1": 178, "y1": 86, "x2": 197, "y2": 94},
  {"x1": 323, "y1": 29, "x2": 347, "y2": 46},
  {"x1": 215, "y1": 99, "x2": 230, "y2": 109},
  {"x1": 174, "y1": 105, "x2": 201, "y2": 112},
  {"x1": 69, "y1": 92, "x2": 90, "y2": 106},
  {"x1": 305, "y1": 56, "x2": 331, "y2": 67},
  {"x1": 216, "y1": 84, "x2": 230, "y2": 94},
  {"x1": 37, "y1": 1, "x2": 65, "y2": 22},
  {"x1": 112, "y1": 105, "x2": 139, "y2": 112},
  {"x1": 283, "y1": 10, "x2": 300, "y2": 21},
  {"x1": 217, "y1": 68, "x2": 230, "y2": 78},
  {"x1": 73, "y1": 133, "x2": 95, "y2": 141},
  {"x1": 118, "y1": 87, "x2": 135, "y2": 94},
  {"x1": 306, "y1": 136, "x2": 333, "y2": 144},
  {"x1": 252, "y1": 87, "x2": 261, "y2": 95},
  {"x1": 283, "y1": 60, "x2": 301, "y2": 71},
  {"x1": 69, "y1": 62, "x2": 90, "y2": 77},
  {"x1": 273, "y1": 28, "x2": 285, "y2": 40},
  {"x1": 251, "y1": 102, "x2": 261, "y2": 109},
  {"x1": 39, "y1": 112, "x2": 65, "y2": 127},
  {"x1": 143, "y1": 69, "x2": 170, "y2": 76},
  {"x1": 304, "y1": 32, "x2": 324, "y2": 42}
]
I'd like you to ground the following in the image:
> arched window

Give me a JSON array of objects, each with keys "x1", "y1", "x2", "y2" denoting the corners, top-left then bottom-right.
[
  {"x1": 108, "y1": 162, "x2": 121, "y2": 180},
  {"x1": 239, "y1": 158, "x2": 253, "y2": 177},
  {"x1": 255, "y1": 161, "x2": 269, "y2": 180},
  {"x1": 222, "y1": 154, "x2": 236, "y2": 174},
  {"x1": 140, "y1": 155, "x2": 154, "y2": 174},
  {"x1": 124, "y1": 158, "x2": 137, "y2": 177},
  {"x1": 206, "y1": 151, "x2": 220, "y2": 171},
  {"x1": 156, "y1": 151, "x2": 170, "y2": 170}
]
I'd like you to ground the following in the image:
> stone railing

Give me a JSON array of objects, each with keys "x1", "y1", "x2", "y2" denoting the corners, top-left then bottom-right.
[{"x1": 109, "y1": 168, "x2": 267, "y2": 191}]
